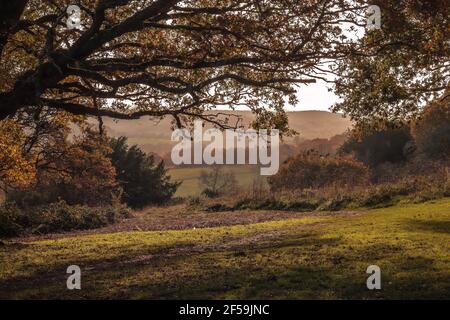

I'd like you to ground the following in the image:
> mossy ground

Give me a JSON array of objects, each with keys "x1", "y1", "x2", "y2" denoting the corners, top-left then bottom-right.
[{"x1": 0, "y1": 199, "x2": 449, "y2": 299}]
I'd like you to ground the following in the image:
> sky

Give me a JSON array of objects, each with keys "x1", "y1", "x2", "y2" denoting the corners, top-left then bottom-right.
[
  {"x1": 221, "y1": 80, "x2": 341, "y2": 112},
  {"x1": 232, "y1": 81, "x2": 340, "y2": 112},
  {"x1": 291, "y1": 82, "x2": 340, "y2": 111},
  {"x1": 233, "y1": 18, "x2": 366, "y2": 113},
  {"x1": 287, "y1": 17, "x2": 367, "y2": 112}
]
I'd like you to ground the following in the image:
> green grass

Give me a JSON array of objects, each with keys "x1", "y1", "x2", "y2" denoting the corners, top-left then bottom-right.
[
  {"x1": 168, "y1": 165, "x2": 266, "y2": 197},
  {"x1": 0, "y1": 199, "x2": 449, "y2": 299}
]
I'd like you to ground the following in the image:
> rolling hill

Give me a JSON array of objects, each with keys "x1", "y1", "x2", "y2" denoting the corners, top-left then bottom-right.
[
  {"x1": 101, "y1": 110, "x2": 352, "y2": 156},
  {"x1": 100, "y1": 110, "x2": 352, "y2": 197}
]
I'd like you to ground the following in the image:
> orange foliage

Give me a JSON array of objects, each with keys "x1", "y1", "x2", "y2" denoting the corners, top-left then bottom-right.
[
  {"x1": 269, "y1": 151, "x2": 369, "y2": 192},
  {"x1": 0, "y1": 120, "x2": 36, "y2": 190}
]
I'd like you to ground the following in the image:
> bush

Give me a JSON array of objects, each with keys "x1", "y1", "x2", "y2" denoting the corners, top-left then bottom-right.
[
  {"x1": 199, "y1": 165, "x2": 238, "y2": 198},
  {"x1": 187, "y1": 196, "x2": 201, "y2": 206},
  {"x1": 357, "y1": 187, "x2": 395, "y2": 208},
  {"x1": 317, "y1": 195, "x2": 353, "y2": 211},
  {"x1": 0, "y1": 203, "x2": 22, "y2": 237},
  {"x1": 108, "y1": 137, "x2": 180, "y2": 208},
  {"x1": 204, "y1": 197, "x2": 321, "y2": 213},
  {"x1": 412, "y1": 92, "x2": 450, "y2": 159},
  {"x1": 202, "y1": 188, "x2": 220, "y2": 198},
  {"x1": 206, "y1": 203, "x2": 233, "y2": 212},
  {"x1": 0, "y1": 201, "x2": 131, "y2": 238},
  {"x1": 216, "y1": 171, "x2": 450, "y2": 213},
  {"x1": 269, "y1": 151, "x2": 369, "y2": 192},
  {"x1": 6, "y1": 127, "x2": 121, "y2": 207},
  {"x1": 341, "y1": 124, "x2": 412, "y2": 167}
]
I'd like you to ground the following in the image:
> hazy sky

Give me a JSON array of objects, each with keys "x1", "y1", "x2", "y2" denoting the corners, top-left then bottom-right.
[
  {"x1": 236, "y1": 20, "x2": 365, "y2": 112},
  {"x1": 222, "y1": 80, "x2": 341, "y2": 112},
  {"x1": 291, "y1": 82, "x2": 340, "y2": 111},
  {"x1": 231, "y1": 81, "x2": 341, "y2": 112},
  {"x1": 287, "y1": 18, "x2": 366, "y2": 112},
  {"x1": 223, "y1": 13, "x2": 367, "y2": 113}
]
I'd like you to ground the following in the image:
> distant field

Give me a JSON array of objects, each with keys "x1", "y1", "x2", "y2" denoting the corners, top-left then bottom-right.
[
  {"x1": 168, "y1": 165, "x2": 266, "y2": 197},
  {"x1": 101, "y1": 110, "x2": 352, "y2": 155}
]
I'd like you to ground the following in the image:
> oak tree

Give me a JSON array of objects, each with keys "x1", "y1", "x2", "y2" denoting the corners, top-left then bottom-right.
[
  {"x1": 0, "y1": 0, "x2": 372, "y2": 131},
  {"x1": 333, "y1": 0, "x2": 449, "y2": 125}
]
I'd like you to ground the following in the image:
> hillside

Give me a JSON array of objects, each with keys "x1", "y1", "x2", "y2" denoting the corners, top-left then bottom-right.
[{"x1": 101, "y1": 110, "x2": 352, "y2": 155}]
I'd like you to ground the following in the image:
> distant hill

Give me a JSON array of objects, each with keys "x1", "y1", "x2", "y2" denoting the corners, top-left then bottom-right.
[{"x1": 101, "y1": 110, "x2": 352, "y2": 156}]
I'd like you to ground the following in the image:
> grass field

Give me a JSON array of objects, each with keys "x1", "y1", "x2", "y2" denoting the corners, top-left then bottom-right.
[
  {"x1": 0, "y1": 198, "x2": 449, "y2": 299},
  {"x1": 168, "y1": 165, "x2": 265, "y2": 197}
]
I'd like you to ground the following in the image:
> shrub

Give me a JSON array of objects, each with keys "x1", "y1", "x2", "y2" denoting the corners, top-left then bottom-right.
[
  {"x1": 268, "y1": 151, "x2": 369, "y2": 192},
  {"x1": 412, "y1": 92, "x2": 450, "y2": 159},
  {"x1": 108, "y1": 137, "x2": 180, "y2": 208},
  {"x1": 202, "y1": 188, "x2": 220, "y2": 198},
  {"x1": 206, "y1": 203, "x2": 233, "y2": 212},
  {"x1": 6, "y1": 127, "x2": 121, "y2": 207},
  {"x1": 317, "y1": 195, "x2": 353, "y2": 211},
  {"x1": 340, "y1": 124, "x2": 412, "y2": 167},
  {"x1": 357, "y1": 187, "x2": 395, "y2": 208},
  {"x1": 199, "y1": 165, "x2": 238, "y2": 198},
  {"x1": 188, "y1": 196, "x2": 201, "y2": 206},
  {"x1": 220, "y1": 173, "x2": 450, "y2": 213},
  {"x1": 0, "y1": 201, "x2": 131, "y2": 238},
  {"x1": 0, "y1": 203, "x2": 22, "y2": 237},
  {"x1": 232, "y1": 197, "x2": 319, "y2": 212}
]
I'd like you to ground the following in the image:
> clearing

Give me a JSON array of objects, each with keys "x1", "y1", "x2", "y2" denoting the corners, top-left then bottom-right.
[
  {"x1": 168, "y1": 165, "x2": 265, "y2": 197},
  {"x1": 0, "y1": 199, "x2": 449, "y2": 299}
]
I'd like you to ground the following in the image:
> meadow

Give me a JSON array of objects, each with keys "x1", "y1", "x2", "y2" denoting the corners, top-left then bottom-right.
[
  {"x1": 1, "y1": 198, "x2": 449, "y2": 299},
  {"x1": 169, "y1": 165, "x2": 265, "y2": 197},
  {"x1": 0, "y1": 0, "x2": 448, "y2": 304}
]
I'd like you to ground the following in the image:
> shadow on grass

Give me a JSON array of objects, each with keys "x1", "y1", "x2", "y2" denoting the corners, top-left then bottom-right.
[
  {"x1": 1, "y1": 231, "x2": 449, "y2": 299},
  {"x1": 0, "y1": 233, "x2": 339, "y2": 299},
  {"x1": 405, "y1": 219, "x2": 450, "y2": 234}
]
